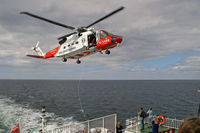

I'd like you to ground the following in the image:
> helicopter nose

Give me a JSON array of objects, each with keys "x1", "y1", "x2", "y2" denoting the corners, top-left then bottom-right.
[
  {"x1": 117, "y1": 36, "x2": 123, "y2": 43},
  {"x1": 111, "y1": 36, "x2": 123, "y2": 44}
]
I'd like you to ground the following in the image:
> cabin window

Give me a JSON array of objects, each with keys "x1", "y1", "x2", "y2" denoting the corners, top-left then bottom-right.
[{"x1": 100, "y1": 31, "x2": 108, "y2": 39}]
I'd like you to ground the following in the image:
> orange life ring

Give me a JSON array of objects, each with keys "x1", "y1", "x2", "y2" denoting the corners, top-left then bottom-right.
[{"x1": 156, "y1": 115, "x2": 165, "y2": 125}]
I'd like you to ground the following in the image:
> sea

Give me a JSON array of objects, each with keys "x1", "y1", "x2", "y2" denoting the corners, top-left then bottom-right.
[{"x1": 0, "y1": 80, "x2": 199, "y2": 133}]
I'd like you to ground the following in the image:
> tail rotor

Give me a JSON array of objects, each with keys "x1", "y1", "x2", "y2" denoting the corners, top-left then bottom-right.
[
  {"x1": 27, "y1": 41, "x2": 45, "y2": 58},
  {"x1": 32, "y1": 41, "x2": 40, "y2": 51}
]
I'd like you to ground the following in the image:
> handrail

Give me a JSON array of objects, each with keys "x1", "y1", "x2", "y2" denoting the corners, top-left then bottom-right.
[{"x1": 45, "y1": 114, "x2": 116, "y2": 133}]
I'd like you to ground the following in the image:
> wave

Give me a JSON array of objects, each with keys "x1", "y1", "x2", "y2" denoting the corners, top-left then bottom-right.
[{"x1": 0, "y1": 96, "x2": 77, "y2": 133}]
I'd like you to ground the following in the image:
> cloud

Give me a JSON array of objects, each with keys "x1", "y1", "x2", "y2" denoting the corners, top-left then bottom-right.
[
  {"x1": 0, "y1": 0, "x2": 200, "y2": 79},
  {"x1": 173, "y1": 55, "x2": 200, "y2": 71}
]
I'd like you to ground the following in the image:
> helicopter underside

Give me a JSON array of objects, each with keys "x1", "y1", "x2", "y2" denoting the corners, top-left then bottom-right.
[
  {"x1": 62, "y1": 47, "x2": 98, "y2": 59},
  {"x1": 57, "y1": 42, "x2": 118, "y2": 60}
]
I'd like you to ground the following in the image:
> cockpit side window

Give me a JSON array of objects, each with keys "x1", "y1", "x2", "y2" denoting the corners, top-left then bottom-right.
[
  {"x1": 100, "y1": 31, "x2": 108, "y2": 39},
  {"x1": 107, "y1": 32, "x2": 113, "y2": 36}
]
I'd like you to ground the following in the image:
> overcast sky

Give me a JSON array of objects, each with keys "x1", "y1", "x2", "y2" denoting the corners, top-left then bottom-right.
[{"x1": 0, "y1": 0, "x2": 200, "y2": 80}]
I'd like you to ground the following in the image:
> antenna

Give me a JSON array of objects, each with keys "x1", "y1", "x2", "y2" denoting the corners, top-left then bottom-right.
[{"x1": 197, "y1": 89, "x2": 200, "y2": 117}]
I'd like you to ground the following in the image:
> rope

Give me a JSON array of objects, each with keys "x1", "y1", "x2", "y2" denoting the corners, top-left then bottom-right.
[{"x1": 77, "y1": 66, "x2": 87, "y2": 120}]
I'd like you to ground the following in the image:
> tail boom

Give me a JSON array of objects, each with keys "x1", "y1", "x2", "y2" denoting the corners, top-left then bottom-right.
[
  {"x1": 26, "y1": 41, "x2": 60, "y2": 59},
  {"x1": 26, "y1": 54, "x2": 44, "y2": 59}
]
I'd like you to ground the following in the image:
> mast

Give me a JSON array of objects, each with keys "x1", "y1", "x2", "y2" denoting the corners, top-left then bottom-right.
[
  {"x1": 40, "y1": 106, "x2": 47, "y2": 133},
  {"x1": 198, "y1": 89, "x2": 200, "y2": 117}
]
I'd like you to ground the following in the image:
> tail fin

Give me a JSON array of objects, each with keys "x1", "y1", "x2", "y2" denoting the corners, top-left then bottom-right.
[
  {"x1": 27, "y1": 41, "x2": 45, "y2": 59},
  {"x1": 32, "y1": 41, "x2": 44, "y2": 56}
]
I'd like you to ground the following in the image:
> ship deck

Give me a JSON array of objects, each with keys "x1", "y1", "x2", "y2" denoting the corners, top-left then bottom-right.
[
  {"x1": 125, "y1": 116, "x2": 183, "y2": 133},
  {"x1": 140, "y1": 124, "x2": 178, "y2": 133},
  {"x1": 44, "y1": 114, "x2": 182, "y2": 133}
]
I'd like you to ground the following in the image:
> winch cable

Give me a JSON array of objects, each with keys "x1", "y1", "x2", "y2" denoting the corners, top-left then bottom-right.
[{"x1": 77, "y1": 66, "x2": 87, "y2": 120}]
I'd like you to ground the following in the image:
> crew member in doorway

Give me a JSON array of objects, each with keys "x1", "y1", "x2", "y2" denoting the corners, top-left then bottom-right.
[{"x1": 88, "y1": 34, "x2": 96, "y2": 48}]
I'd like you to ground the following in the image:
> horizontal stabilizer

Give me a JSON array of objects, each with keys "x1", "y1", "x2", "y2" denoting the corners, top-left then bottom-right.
[{"x1": 26, "y1": 54, "x2": 44, "y2": 59}]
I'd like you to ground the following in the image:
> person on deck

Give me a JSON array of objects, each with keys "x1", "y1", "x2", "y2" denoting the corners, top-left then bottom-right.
[
  {"x1": 147, "y1": 107, "x2": 153, "y2": 124},
  {"x1": 152, "y1": 118, "x2": 159, "y2": 133},
  {"x1": 138, "y1": 107, "x2": 147, "y2": 130},
  {"x1": 116, "y1": 122, "x2": 123, "y2": 133}
]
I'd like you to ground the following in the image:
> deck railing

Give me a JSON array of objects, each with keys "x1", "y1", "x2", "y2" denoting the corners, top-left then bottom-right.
[
  {"x1": 45, "y1": 114, "x2": 117, "y2": 133},
  {"x1": 125, "y1": 117, "x2": 140, "y2": 133},
  {"x1": 162, "y1": 117, "x2": 183, "y2": 129},
  {"x1": 125, "y1": 116, "x2": 184, "y2": 132}
]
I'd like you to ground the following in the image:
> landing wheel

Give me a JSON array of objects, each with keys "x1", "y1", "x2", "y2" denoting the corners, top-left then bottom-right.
[
  {"x1": 62, "y1": 58, "x2": 67, "y2": 62},
  {"x1": 105, "y1": 50, "x2": 110, "y2": 55},
  {"x1": 76, "y1": 59, "x2": 81, "y2": 64}
]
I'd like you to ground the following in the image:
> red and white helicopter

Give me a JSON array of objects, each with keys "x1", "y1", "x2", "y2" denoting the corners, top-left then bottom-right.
[{"x1": 21, "y1": 7, "x2": 124, "y2": 64}]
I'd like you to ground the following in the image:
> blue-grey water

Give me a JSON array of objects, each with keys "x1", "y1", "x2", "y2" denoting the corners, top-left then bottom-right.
[{"x1": 0, "y1": 80, "x2": 200, "y2": 132}]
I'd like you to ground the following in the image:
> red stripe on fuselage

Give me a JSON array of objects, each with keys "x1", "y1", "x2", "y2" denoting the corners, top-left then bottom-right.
[
  {"x1": 68, "y1": 56, "x2": 75, "y2": 59},
  {"x1": 84, "y1": 52, "x2": 91, "y2": 55},
  {"x1": 75, "y1": 54, "x2": 84, "y2": 57}
]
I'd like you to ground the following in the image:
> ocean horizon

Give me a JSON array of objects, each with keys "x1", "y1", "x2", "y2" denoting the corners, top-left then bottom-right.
[{"x1": 0, "y1": 80, "x2": 199, "y2": 132}]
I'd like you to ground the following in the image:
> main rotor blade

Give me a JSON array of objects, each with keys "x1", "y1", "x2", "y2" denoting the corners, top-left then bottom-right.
[
  {"x1": 20, "y1": 12, "x2": 75, "y2": 30},
  {"x1": 86, "y1": 6, "x2": 125, "y2": 28}
]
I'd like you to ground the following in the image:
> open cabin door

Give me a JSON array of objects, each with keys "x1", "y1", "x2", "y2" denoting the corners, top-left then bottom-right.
[{"x1": 87, "y1": 32, "x2": 97, "y2": 48}]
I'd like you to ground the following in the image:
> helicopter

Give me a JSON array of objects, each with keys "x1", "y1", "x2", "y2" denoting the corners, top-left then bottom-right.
[{"x1": 21, "y1": 6, "x2": 124, "y2": 64}]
